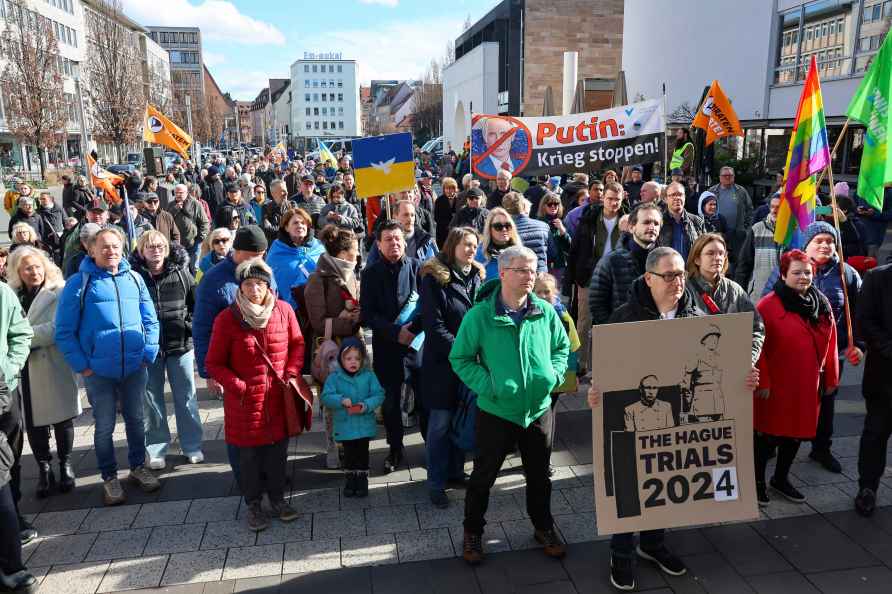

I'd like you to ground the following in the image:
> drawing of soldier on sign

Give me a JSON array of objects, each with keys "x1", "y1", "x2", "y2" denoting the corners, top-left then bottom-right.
[
  {"x1": 624, "y1": 375, "x2": 675, "y2": 431},
  {"x1": 680, "y1": 324, "x2": 726, "y2": 423}
]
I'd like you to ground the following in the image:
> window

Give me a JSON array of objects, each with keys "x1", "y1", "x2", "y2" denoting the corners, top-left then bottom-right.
[
  {"x1": 306, "y1": 122, "x2": 311, "y2": 130},
  {"x1": 312, "y1": 80, "x2": 318, "y2": 88},
  {"x1": 313, "y1": 93, "x2": 319, "y2": 101},
  {"x1": 338, "y1": 93, "x2": 343, "y2": 101},
  {"x1": 339, "y1": 121, "x2": 344, "y2": 129},
  {"x1": 304, "y1": 65, "x2": 309, "y2": 72},
  {"x1": 329, "y1": 65, "x2": 334, "y2": 72},
  {"x1": 321, "y1": 80, "x2": 327, "y2": 88},
  {"x1": 313, "y1": 107, "x2": 319, "y2": 115},
  {"x1": 312, "y1": 65, "x2": 317, "y2": 72},
  {"x1": 337, "y1": 80, "x2": 343, "y2": 88},
  {"x1": 322, "y1": 107, "x2": 327, "y2": 116},
  {"x1": 305, "y1": 93, "x2": 310, "y2": 101},
  {"x1": 337, "y1": 65, "x2": 342, "y2": 73},
  {"x1": 305, "y1": 108, "x2": 311, "y2": 116},
  {"x1": 329, "y1": 93, "x2": 335, "y2": 101},
  {"x1": 323, "y1": 122, "x2": 328, "y2": 129},
  {"x1": 885, "y1": 1, "x2": 892, "y2": 17},
  {"x1": 304, "y1": 79, "x2": 309, "y2": 88},
  {"x1": 321, "y1": 94, "x2": 326, "y2": 102},
  {"x1": 314, "y1": 121, "x2": 319, "y2": 129}
]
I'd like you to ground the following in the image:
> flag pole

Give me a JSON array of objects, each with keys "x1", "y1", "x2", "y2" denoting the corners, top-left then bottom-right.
[
  {"x1": 662, "y1": 82, "x2": 669, "y2": 182},
  {"x1": 814, "y1": 118, "x2": 850, "y2": 189},
  {"x1": 824, "y1": 163, "x2": 855, "y2": 353}
]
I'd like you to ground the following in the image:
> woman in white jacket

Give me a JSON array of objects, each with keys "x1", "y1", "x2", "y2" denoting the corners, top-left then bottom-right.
[{"x1": 7, "y1": 246, "x2": 81, "y2": 497}]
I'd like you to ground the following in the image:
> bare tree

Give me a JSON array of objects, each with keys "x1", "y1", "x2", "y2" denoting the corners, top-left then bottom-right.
[
  {"x1": 463, "y1": 13, "x2": 472, "y2": 31},
  {"x1": 205, "y1": 92, "x2": 225, "y2": 145},
  {"x1": 669, "y1": 101, "x2": 697, "y2": 125},
  {"x1": 147, "y1": 69, "x2": 171, "y2": 113},
  {"x1": 444, "y1": 39, "x2": 455, "y2": 67},
  {"x1": 83, "y1": 0, "x2": 145, "y2": 162},
  {"x1": 0, "y1": 0, "x2": 69, "y2": 177},
  {"x1": 411, "y1": 60, "x2": 443, "y2": 143}
]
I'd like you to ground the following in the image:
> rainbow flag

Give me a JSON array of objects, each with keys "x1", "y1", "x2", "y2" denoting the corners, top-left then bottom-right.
[{"x1": 774, "y1": 56, "x2": 831, "y2": 246}]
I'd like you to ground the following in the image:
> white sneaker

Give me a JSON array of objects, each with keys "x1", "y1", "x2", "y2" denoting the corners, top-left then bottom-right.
[
  {"x1": 147, "y1": 457, "x2": 166, "y2": 470},
  {"x1": 187, "y1": 452, "x2": 204, "y2": 464}
]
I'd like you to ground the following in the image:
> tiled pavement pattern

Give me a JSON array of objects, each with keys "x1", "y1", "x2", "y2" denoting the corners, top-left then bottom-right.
[{"x1": 14, "y1": 362, "x2": 892, "y2": 593}]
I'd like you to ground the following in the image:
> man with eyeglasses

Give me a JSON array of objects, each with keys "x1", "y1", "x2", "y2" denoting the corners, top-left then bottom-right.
[
  {"x1": 657, "y1": 182, "x2": 705, "y2": 261},
  {"x1": 589, "y1": 203, "x2": 663, "y2": 326},
  {"x1": 708, "y1": 167, "x2": 753, "y2": 271},
  {"x1": 450, "y1": 245, "x2": 569, "y2": 565},
  {"x1": 567, "y1": 181, "x2": 624, "y2": 378},
  {"x1": 139, "y1": 192, "x2": 181, "y2": 246},
  {"x1": 167, "y1": 183, "x2": 209, "y2": 274}
]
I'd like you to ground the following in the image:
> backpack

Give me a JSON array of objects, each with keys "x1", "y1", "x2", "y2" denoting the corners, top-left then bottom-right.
[{"x1": 311, "y1": 318, "x2": 340, "y2": 385}]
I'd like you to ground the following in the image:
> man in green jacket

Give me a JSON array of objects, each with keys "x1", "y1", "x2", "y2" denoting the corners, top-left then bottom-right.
[{"x1": 450, "y1": 245, "x2": 570, "y2": 565}]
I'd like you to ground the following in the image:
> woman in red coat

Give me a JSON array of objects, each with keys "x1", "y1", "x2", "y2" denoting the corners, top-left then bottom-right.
[
  {"x1": 755, "y1": 249, "x2": 839, "y2": 507},
  {"x1": 206, "y1": 257, "x2": 305, "y2": 532}
]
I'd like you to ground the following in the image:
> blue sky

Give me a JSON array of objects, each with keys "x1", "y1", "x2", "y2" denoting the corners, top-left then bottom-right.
[{"x1": 122, "y1": 0, "x2": 500, "y2": 101}]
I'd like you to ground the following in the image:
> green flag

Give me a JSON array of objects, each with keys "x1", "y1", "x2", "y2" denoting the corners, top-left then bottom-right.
[{"x1": 846, "y1": 30, "x2": 892, "y2": 210}]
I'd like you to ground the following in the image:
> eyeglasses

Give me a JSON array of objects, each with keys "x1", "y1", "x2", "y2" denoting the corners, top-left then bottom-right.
[
  {"x1": 144, "y1": 244, "x2": 166, "y2": 251},
  {"x1": 666, "y1": 192, "x2": 684, "y2": 198},
  {"x1": 491, "y1": 222, "x2": 513, "y2": 231},
  {"x1": 545, "y1": 202, "x2": 560, "y2": 208},
  {"x1": 505, "y1": 267, "x2": 536, "y2": 276},
  {"x1": 648, "y1": 270, "x2": 686, "y2": 282},
  {"x1": 212, "y1": 237, "x2": 231, "y2": 245},
  {"x1": 145, "y1": 199, "x2": 160, "y2": 204}
]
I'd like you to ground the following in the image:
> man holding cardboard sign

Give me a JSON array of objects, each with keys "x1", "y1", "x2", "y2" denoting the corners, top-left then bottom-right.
[{"x1": 587, "y1": 247, "x2": 759, "y2": 591}]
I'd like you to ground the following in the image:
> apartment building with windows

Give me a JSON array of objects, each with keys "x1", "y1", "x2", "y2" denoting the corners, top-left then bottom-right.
[{"x1": 290, "y1": 53, "x2": 360, "y2": 140}]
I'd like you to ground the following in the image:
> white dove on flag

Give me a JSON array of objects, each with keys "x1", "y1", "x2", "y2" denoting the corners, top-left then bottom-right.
[{"x1": 370, "y1": 157, "x2": 395, "y2": 174}]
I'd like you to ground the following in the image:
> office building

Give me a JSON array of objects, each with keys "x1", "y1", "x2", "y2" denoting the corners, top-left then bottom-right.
[{"x1": 290, "y1": 53, "x2": 361, "y2": 139}]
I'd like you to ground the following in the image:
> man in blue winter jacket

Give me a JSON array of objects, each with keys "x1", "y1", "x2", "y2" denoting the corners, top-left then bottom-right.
[{"x1": 55, "y1": 227, "x2": 161, "y2": 506}]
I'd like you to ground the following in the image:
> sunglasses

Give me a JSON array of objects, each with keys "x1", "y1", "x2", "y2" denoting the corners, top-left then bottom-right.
[
  {"x1": 491, "y1": 222, "x2": 513, "y2": 232},
  {"x1": 213, "y1": 237, "x2": 231, "y2": 245},
  {"x1": 145, "y1": 199, "x2": 159, "y2": 204}
]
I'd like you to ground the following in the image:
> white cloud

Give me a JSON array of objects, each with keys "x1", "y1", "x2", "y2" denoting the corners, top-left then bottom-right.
[
  {"x1": 358, "y1": 0, "x2": 399, "y2": 6},
  {"x1": 121, "y1": 0, "x2": 286, "y2": 45},
  {"x1": 301, "y1": 17, "x2": 465, "y2": 86}
]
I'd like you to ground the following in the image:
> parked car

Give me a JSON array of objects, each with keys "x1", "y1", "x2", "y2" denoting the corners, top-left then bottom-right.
[{"x1": 106, "y1": 164, "x2": 138, "y2": 176}]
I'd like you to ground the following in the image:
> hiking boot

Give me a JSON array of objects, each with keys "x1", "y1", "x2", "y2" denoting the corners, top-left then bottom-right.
[
  {"x1": 609, "y1": 555, "x2": 635, "y2": 591},
  {"x1": 383, "y1": 449, "x2": 403, "y2": 474},
  {"x1": 0, "y1": 569, "x2": 37, "y2": 592},
  {"x1": 636, "y1": 546, "x2": 687, "y2": 576},
  {"x1": 129, "y1": 466, "x2": 161, "y2": 492},
  {"x1": 534, "y1": 528, "x2": 566, "y2": 558},
  {"x1": 246, "y1": 502, "x2": 269, "y2": 531},
  {"x1": 343, "y1": 472, "x2": 357, "y2": 498},
  {"x1": 103, "y1": 478, "x2": 126, "y2": 506},
  {"x1": 18, "y1": 517, "x2": 37, "y2": 545},
  {"x1": 855, "y1": 487, "x2": 877, "y2": 517},
  {"x1": 757, "y1": 481, "x2": 770, "y2": 507},
  {"x1": 429, "y1": 489, "x2": 449, "y2": 509},
  {"x1": 809, "y1": 449, "x2": 842, "y2": 473},
  {"x1": 769, "y1": 477, "x2": 806, "y2": 503},
  {"x1": 59, "y1": 461, "x2": 76, "y2": 493},
  {"x1": 462, "y1": 531, "x2": 484, "y2": 565},
  {"x1": 269, "y1": 499, "x2": 299, "y2": 522},
  {"x1": 36, "y1": 462, "x2": 55, "y2": 498}
]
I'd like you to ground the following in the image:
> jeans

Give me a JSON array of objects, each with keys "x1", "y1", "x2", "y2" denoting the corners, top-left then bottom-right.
[
  {"x1": 464, "y1": 408, "x2": 554, "y2": 535},
  {"x1": 238, "y1": 438, "x2": 288, "y2": 506},
  {"x1": 858, "y1": 398, "x2": 892, "y2": 491},
  {"x1": 426, "y1": 408, "x2": 465, "y2": 491},
  {"x1": 187, "y1": 243, "x2": 200, "y2": 275},
  {"x1": 144, "y1": 351, "x2": 203, "y2": 459},
  {"x1": 611, "y1": 529, "x2": 665, "y2": 560},
  {"x1": 0, "y1": 483, "x2": 24, "y2": 574},
  {"x1": 84, "y1": 368, "x2": 149, "y2": 481},
  {"x1": 813, "y1": 359, "x2": 844, "y2": 453}
]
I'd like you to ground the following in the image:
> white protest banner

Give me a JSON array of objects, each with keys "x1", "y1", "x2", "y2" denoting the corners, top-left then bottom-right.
[
  {"x1": 470, "y1": 99, "x2": 664, "y2": 180},
  {"x1": 590, "y1": 313, "x2": 758, "y2": 534}
]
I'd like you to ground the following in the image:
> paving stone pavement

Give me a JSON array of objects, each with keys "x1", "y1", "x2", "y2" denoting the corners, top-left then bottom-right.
[{"x1": 16, "y1": 364, "x2": 892, "y2": 593}]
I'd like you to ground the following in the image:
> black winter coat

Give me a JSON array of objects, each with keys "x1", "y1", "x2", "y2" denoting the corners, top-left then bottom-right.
[
  {"x1": 565, "y1": 204, "x2": 621, "y2": 288},
  {"x1": 609, "y1": 276, "x2": 704, "y2": 323},
  {"x1": 8, "y1": 211, "x2": 44, "y2": 239},
  {"x1": 589, "y1": 234, "x2": 653, "y2": 325},
  {"x1": 38, "y1": 203, "x2": 65, "y2": 239},
  {"x1": 203, "y1": 175, "x2": 225, "y2": 213},
  {"x1": 131, "y1": 244, "x2": 196, "y2": 356},
  {"x1": 486, "y1": 187, "x2": 510, "y2": 210},
  {"x1": 360, "y1": 256, "x2": 422, "y2": 385},
  {"x1": 450, "y1": 206, "x2": 489, "y2": 234},
  {"x1": 419, "y1": 256, "x2": 484, "y2": 409},
  {"x1": 856, "y1": 264, "x2": 892, "y2": 401},
  {"x1": 433, "y1": 194, "x2": 456, "y2": 248}
]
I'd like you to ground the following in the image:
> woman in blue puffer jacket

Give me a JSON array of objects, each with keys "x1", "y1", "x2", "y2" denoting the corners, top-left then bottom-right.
[{"x1": 266, "y1": 208, "x2": 325, "y2": 310}]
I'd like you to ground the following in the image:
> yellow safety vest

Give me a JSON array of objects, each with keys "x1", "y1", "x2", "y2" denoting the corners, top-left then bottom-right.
[{"x1": 670, "y1": 142, "x2": 694, "y2": 170}]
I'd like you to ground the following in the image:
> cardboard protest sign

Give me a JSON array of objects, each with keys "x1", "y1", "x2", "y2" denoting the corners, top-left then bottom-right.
[
  {"x1": 591, "y1": 313, "x2": 758, "y2": 534},
  {"x1": 470, "y1": 99, "x2": 664, "y2": 180}
]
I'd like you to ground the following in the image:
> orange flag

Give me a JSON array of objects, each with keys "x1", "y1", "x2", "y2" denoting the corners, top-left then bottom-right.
[
  {"x1": 691, "y1": 80, "x2": 743, "y2": 146},
  {"x1": 87, "y1": 153, "x2": 124, "y2": 205}
]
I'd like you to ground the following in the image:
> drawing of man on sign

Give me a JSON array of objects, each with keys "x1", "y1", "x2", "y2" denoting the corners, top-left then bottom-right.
[
  {"x1": 624, "y1": 375, "x2": 675, "y2": 432},
  {"x1": 471, "y1": 116, "x2": 532, "y2": 179},
  {"x1": 680, "y1": 324, "x2": 726, "y2": 423}
]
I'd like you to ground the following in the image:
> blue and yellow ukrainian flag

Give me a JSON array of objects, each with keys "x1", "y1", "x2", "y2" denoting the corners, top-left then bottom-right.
[
  {"x1": 318, "y1": 140, "x2": 338, "y2": 168},
  {"x1": 351, "y1": 132, "x2": 415, "y2": 199}
]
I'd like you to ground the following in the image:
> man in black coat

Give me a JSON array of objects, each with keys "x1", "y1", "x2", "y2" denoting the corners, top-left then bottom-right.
[
  {"x1": 486, "y1": 170, "x2": 513, "y2": 210},
  {"x1": 524, "y1": 175, "x2": 550, "y2": 217},
  {"x1": 855, "y1": 264, "x2": 892, "y2": 517},
  {"x1": 202, "y1": 167, "x2": 225, "y2": 215},
  {"x1": 360, "y1": 220, "x2": 422, "y2": 474}
]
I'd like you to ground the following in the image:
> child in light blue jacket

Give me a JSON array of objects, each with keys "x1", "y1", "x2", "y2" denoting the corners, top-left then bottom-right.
[{"x1": 321, "y1": 337, "x2": 384, "y2": 497}]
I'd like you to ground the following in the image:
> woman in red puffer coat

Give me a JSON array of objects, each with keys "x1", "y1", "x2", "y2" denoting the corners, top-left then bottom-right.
[{"x1": 206, "y1": 257, "x2": 304, "y2": 532}]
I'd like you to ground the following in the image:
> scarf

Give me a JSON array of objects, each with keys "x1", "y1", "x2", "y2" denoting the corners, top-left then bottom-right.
[
  {"x1": 772, "y1": 278, "x2": 826, "y2": 325},
  {"x1": 327, "y1": 253, "x2": 356, "y2": 287},
  {"x1": 236, "y1": 289, "x2": 275, "y2": 329}
]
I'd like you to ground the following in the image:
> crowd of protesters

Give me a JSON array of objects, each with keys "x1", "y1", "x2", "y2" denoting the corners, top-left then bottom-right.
[{"x1": 0, "y1": 141, "x2": 891, "y2": 592}]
